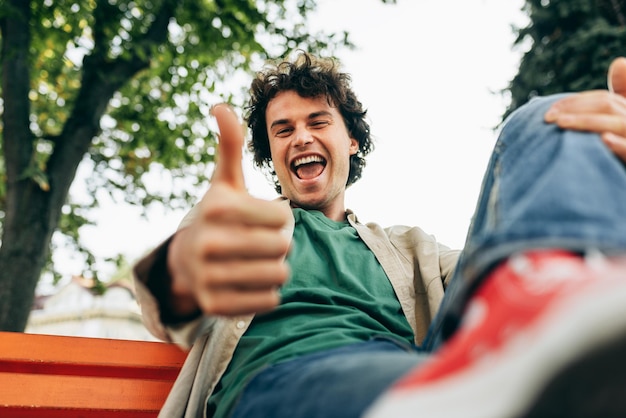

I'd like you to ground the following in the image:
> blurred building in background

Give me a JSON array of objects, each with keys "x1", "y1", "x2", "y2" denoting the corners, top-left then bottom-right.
[{"x1": 26, "y1": 275, "x2": 157, "y2": 341}]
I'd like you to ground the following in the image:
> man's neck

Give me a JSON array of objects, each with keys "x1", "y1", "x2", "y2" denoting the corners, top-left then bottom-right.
[{"x1": 289, "y1": 201, "x2": 347, "y2": 222}]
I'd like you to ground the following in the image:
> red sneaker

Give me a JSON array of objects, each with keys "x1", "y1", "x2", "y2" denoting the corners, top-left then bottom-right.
[{"x1": 366, "y1": 250, "x2": 626, "y2": 418}]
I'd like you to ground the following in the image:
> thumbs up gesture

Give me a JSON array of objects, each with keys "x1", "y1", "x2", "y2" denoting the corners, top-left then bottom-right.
[
  {"x1": 544, "y1": 57, "x2": 626, "y2": 162},
  {"x1": 167, "y1": 104, "x2": 291, "y2": 318}
]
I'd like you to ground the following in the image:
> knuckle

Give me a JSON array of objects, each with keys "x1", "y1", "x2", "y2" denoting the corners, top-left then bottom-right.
[
  {"x1": 619, "y1": 118, "x2": 626, "y2": 136},
  {"x1": 197, "y1": 292, "x2": 219, "y2": 314},
  {"x1": 199, "y1": 291, "x2": 237, "y2": 316},
  {"x1": 255, "y1": 291, "x2": 281, "y2": 314},
  {"x1": 266, "y1": 291, "x2": 282, "y2": 308},
  {"x1": 276, "y1": 263, "x2": 290, "y2": 283},
  {"x1": 604, "y1": 94, "x2": 620, "y2": 112},
  {"x1": 278, "y1": 234, "x2": 291, "y2": 252},
  {"x1": 204, "y1": 202, "x2": 232, "y2": 220},
  {"x1": 200, "y1": 233, "x2": 228, "y2": 258},
  {"x1": 203, "y1": 264, "x2": 230, "y2": 286}
]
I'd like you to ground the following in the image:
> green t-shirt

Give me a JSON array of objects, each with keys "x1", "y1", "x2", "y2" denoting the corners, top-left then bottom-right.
[{"x1": 208, "y1": 208, "x2": 414, "y2": 417}]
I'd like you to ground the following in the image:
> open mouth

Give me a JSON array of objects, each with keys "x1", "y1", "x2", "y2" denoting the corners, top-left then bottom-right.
[{"x1": 292, "y1": 155, "x2": 327, "y2": 180}]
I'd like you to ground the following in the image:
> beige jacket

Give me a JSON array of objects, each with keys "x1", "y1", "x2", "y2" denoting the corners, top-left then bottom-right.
[{"x1": 133, "y1": 201, "x2": 460, "y2": 418}]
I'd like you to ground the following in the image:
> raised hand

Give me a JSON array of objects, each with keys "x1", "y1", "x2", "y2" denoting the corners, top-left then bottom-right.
[
  {"x1": 545, "y1": 57, "x2": 626, "y2": 161},
  {"x1": 167, "y1": 104, "x2": 291, "y2": 318}
]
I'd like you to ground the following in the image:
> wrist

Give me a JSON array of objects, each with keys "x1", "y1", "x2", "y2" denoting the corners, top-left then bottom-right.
[{"x1": 147, "y1": 235, "x2": 201, "y2": 324}]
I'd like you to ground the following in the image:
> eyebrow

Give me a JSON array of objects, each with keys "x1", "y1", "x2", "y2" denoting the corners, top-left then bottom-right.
[{"x1": 269, "y1": 110, "x2": 334, "y2": 129}]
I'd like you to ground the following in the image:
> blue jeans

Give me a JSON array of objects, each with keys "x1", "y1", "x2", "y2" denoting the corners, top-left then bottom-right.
[
  {"x1": 229, "y1": 95, "x2": 626, "y2": 418},
  {"x1": 230, "y1": 338, "x2": 428, "y2": 418},
  {"x1": 424, "y1": 94, "x2": 626, "y2": 347}
]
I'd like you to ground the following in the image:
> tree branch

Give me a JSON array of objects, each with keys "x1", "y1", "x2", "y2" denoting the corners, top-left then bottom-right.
[{"x1": 46, "y1": 0, "x2": 180, "y2": 204}]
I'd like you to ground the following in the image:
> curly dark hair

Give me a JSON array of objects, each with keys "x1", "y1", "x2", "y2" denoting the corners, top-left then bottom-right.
[{"x1": 245, "y1": 51, "x2": 374, "y2": 194}]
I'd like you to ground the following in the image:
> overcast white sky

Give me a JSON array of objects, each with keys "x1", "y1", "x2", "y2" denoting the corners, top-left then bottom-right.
[{"x1": 55, "y1": 0, "x2": 528, "y2": 283}]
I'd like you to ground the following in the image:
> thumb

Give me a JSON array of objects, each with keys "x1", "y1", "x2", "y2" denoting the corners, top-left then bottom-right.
[
  {"x1": 211, "y1": 103, "x2": 246, "y2": 190},
  {"x1": 608, "y1": 57, "x2": 626, "y2": 96}
]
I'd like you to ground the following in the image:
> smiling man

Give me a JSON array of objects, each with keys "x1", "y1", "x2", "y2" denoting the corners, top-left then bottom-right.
[
  {"x1": 265, "y1": 91, "x2": 359, "y2": 220},
  {"x1": 133, "y1": 52, "x2": 626, "y2": 418}
]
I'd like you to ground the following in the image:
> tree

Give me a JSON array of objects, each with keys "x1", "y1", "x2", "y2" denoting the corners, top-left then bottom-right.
[
  {"x1": 504, "y1": 0, "x2": 626, "y2": 119},
  {"x1": 0, "y1": 0, "x2": 394, "y2": 332}
]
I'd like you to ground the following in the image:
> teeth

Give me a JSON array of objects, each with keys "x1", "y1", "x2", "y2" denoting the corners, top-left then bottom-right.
[{"x1": 293, "y1": 155, "x2": 323, "y2": 167}]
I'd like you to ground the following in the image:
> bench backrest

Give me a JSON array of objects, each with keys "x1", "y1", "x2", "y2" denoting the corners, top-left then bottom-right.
[{"x1": 0, "y1": 331, "x2": 187, "y2": 417}]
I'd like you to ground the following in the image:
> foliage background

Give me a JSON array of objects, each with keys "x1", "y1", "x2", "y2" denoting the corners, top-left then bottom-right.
[
  {"x1": 505, "y1": 0, "x2": 626, "y2": 118},
  {"x1": 0, "y1": 0, "x2": 366, "y2": 331},
  {"x1": 1, "y1": 0, "x2": 624, "y2": 332}
]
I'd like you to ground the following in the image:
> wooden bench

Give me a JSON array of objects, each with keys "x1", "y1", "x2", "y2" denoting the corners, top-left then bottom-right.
[{"x1": 0, "y1": 331, "x2": 187, "y2": 417}]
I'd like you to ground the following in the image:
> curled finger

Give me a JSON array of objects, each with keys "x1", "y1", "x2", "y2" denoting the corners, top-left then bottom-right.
[
  {"x1": 200, "y1": 259, "x2": 290, "y2": 288},
  {"x1": 553, "y1": 113, "x2": 626, "y2": 137},
  {"x1": 195, "y1": 285, "x2": 282, "y2": 316}
]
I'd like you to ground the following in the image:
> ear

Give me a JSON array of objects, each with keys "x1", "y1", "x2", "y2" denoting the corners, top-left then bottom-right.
[{"x1": 349, "y1": 137, "x2": 359, "y2": 155}]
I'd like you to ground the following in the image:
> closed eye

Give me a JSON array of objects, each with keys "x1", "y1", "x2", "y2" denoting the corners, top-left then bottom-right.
[
  {"x1": 310, "y1": 120, "x2": 330, "y2": 128},
  {"x1": 274, "y1": 127, "x2": 293, "y2": 137}
]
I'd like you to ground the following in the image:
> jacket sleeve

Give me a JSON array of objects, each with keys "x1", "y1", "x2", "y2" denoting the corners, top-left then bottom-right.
[{"x1": 438, "y1": 244, "x2": 461, "y2": 288}]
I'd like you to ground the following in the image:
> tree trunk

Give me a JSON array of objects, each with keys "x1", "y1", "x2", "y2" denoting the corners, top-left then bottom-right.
[
  {"x1": 0, "y1": 0, "x2": 174, "y2": 331},
  {"x1": 0, "y1": 188, "x2": 56, "y2": 332},
  {"x1": 0, "y1": 0, "x2": 45, "y2": 331}
]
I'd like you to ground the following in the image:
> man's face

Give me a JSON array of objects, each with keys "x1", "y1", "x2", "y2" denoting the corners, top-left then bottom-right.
[{"x1": 266, "y1": 90, "x2": 358, "y2": 219}]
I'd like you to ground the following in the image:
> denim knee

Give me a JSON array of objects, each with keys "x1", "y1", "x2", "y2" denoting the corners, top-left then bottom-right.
[{"x1": 466, "y1": 93, "x2": 626, "y2": 272}]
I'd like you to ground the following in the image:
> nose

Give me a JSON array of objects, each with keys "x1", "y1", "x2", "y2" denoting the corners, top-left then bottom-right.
[{"x1": 293, "y1": 127, "x2": 313, "y2": 147}]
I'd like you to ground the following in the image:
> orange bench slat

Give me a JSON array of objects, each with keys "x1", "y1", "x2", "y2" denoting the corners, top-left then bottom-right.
[
  {"x1": 0, "y1": 332, "x2": 188, "y2": 417},
  {"x1": 0, "y1": 331, "x2": 186, "y2": 380},
  {"x1": 0, "y1": 372, "x2": 172, "y2": 417}
]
